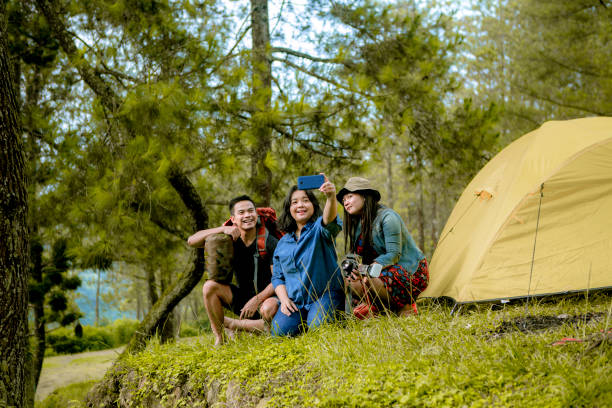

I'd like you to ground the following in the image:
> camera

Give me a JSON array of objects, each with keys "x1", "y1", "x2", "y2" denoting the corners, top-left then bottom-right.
[
  {"x1": 341, "y1": 253, "x2": 361, "y2": 277},
  {"x1": 340, "y1": 254, "x2": 383, "y2": 278}
]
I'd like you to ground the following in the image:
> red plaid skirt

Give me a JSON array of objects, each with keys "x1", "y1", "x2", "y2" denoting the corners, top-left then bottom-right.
[{"x1": 379, "y1": 259, "x2": 429, "y2": 310}]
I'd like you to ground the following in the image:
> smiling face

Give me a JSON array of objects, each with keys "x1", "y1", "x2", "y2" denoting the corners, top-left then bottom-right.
[
  {"x1": 289, "y1": 190, "x2": 315, "y2": 227},
  {"x1": 342, "y1": 192, "x2": 365, "y2": 215},
  {"x1": 230, "y1": 200, "x2": 257, "y2": 232}
]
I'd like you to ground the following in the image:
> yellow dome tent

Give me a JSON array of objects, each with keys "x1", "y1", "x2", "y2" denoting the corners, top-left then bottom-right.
[{"x1": 421, "y1": 117, "x2": 612, "y2": 303}]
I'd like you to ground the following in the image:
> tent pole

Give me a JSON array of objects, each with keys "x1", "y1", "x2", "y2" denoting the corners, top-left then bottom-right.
[{"x1": 526, "y1": 183, "x2": 545, "y2": 315}]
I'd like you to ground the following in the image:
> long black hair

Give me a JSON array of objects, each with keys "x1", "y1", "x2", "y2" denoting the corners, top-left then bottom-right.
[
  {"x1": 278, "y1": 185, "x2": 322, "y2": 233},
  {"x1": 343, "y1": 192, "x2": 382, "y2": 263}
]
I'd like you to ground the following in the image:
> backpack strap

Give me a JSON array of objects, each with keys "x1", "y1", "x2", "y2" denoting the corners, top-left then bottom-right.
[
  {"x1": 252, "y1": 217, "x2": 268, "y2": 294},
  {"x1": 256, "y1": 219, "x2": 268, "y2": 258}
]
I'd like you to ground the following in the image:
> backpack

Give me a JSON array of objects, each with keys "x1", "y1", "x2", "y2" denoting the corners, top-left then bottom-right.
[{"x1": 223, "y1": 207, "x2": 284, "y2": 259}]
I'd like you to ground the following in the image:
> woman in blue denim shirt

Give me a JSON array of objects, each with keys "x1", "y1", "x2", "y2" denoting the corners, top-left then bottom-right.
[
  {"x1": 337, "y1": 177, "x2": 429, "y2": 317},
  {"x1": 270, "y1": 174, "x2": 344, "y2": 336}
]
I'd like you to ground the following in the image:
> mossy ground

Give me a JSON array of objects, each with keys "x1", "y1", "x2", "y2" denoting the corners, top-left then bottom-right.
[{"x1": 38, "y1": 292, "x2": 612, "y2": 407}]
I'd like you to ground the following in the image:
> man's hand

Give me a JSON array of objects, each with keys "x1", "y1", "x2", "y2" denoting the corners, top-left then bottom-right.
[
  {"x1": 280, "y1": 298, "x2": 298, "y2": 316},
  {"x1": 239, "y1": 295, "x2": 262, "y2": 319},
  {"x1": 222, "y1": 225, "x2": 241, "y2": 241}
]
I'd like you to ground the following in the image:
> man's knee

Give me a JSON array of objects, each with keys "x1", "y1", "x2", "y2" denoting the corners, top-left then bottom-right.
[
  {"x1": 260, "y1": 298, "x2": 278, "y2": 321},
  {"x1": 203, "y1": 280, "x2": 226, "y2": 300}
]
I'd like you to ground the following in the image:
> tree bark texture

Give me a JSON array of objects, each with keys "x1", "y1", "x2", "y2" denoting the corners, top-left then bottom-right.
[
  {"x1": 35, "y1": 0, "x2": 208, "y2": 356},
  {"x1": 250, "y1": 0, "x2": 273, "y2": 206},
  {"x1": 158, "y1": 268, "x2": 177, "y2": 343},
  {"x1": 0, "y1": 4, "x2": 30, "y2": 406},
  {"x1": 146, "y1": 266, "x2": 158, "y2": 311}
]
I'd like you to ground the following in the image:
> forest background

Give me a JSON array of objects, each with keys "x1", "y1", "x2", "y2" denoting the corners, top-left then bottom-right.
[{"x1": 1, "y1": 0, "x2": 611, "y2": 406}]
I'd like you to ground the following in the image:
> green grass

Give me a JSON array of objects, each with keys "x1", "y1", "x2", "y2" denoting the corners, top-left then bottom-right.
[
  {"x1": 35, "y1": 381, "x2": 98, "y2": 408},
  {"x1": 69, "y1": 355, "x2": 115, "y2": 366},
  {"x1": 54, "y1": 292, "x2": 612, "y2": 407}
]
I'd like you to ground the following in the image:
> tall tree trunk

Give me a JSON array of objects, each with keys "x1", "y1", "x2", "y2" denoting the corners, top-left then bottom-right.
[
  {"x1": 415, "y1": 150, "x2": 426, "y2": 252},
  {"x1": 386, "y1": 147, "x2": 394, "y2": 208},
  {"x1": 0, "y1": 4, "x2": 30, "y2": 405},
  {"x1": 36, "y1": 0, "x2": 208, "y2": 356},
  {"x1": 24, "y1": 63, "x2": 48, "y2": 407},
  {"x1": 250, "y1": 0, "x2": 273, "y2": 205},
  {"x1": 136, "y1": 290, "x2": 141, "y2": 320},
  {"x1": 430, "y1": 188, "x2": 438, "y2": 257},
  {"x1": 146, "y1": 266, "x2": 158, "y2": 311},
  {"x1": 30, "y1": 236, "x2": 45, "y2": 398},
  {"x1": 95, "y1": 268, "x2": 101, "y2": 326},
  {"x1": 158, "y1": 268, "x2": 176, "y2": 343}
]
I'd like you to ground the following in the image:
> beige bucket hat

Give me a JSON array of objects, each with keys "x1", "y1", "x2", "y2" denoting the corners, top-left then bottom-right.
[{"x1": 336, "y1": 177, "x2": 381, "y2": 203}]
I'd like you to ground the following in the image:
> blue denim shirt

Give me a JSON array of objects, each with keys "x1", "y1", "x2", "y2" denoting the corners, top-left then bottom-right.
[
  {"x1": 355, "y1": 206, "x2": 425, "y2": 274},
  {"x1": 272, "y1": 216, "x2": 343, "y2": 308}
]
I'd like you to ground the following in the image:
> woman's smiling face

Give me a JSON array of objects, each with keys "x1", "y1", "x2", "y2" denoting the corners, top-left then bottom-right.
[
  {"x1": 342, "y1": 192, "x2": 365, "y2": 215},
  {"x1": 290, "y1": 189, "x2": 315, "y2": 226}
]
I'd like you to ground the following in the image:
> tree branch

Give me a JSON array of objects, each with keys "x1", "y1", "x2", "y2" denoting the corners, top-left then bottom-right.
[
  {"x1": 515, "y1": 83, "x2": 609, "y2": 116},
  {"x1": 36, "y1": 0, "x2": 123, "y2": 113},
  {"x1": 271, "y1": 55, "x2": 370, "y2": 97},
  {"x1": 271, "y1": 124, "x2": 361, "y2": 160},
  {"x1": 271, "y1": 46, "x2": 355, "y2": 67},
  {"x1": 536, "y1": 50, "x2": 612, "y2": 80}
]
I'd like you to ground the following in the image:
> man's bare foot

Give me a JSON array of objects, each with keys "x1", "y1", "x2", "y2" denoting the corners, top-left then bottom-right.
[
  {"x1": 213, "y1": 329, "x2": 236, "y2": 347},
  {"x1": 224, "y1": 316, "x2": 238, "y2": 330},
  {"x1": 225, "y1": 327, "x2": 236, "y2": 341},
  {"x1": 222, "y1": 317, "x2": 239, "y2": 341},
  {"x1": 214, "y1": 335, "x2": 225, "y2": 347}
]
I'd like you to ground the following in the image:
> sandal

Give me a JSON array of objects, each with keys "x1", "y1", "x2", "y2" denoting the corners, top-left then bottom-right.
[{"x1": 353, "y1": 302, "x2": 378, "y2": 319}]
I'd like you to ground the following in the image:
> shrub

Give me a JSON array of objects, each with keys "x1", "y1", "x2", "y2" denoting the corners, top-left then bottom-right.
[
  {"x1": 108, "y1": 318, "x2": 139, "y2": 345},
  {"x1": 46, "y1": 319, "x2": 139, "y2": 355},
  {"x1": 178, "y1": 322, "x2": 200, "y2": 338}
]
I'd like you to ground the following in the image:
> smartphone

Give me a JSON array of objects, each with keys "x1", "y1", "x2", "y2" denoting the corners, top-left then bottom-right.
[{"x1": 297, "y1": 174, "x2": 325, "y2": 190}]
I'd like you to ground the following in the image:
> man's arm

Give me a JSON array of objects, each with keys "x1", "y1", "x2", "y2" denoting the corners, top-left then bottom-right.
[
  {"x1": 187, "y1": 225, "x2": 240, "y2": 247},
  {"x1": 239, "y1": 282, "x2": 275, "y2": 319},
  {"x1": 257, "y1": 282, "x2": 276, "y2": 300}
]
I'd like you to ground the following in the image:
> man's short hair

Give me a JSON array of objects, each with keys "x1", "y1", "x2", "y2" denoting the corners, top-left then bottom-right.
[{"x1": 228, "y1": 195, "x2": 256, "y2": 215}]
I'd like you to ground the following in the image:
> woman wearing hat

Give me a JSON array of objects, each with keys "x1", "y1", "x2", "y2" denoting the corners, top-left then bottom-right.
[
  {"x1": 337, "y1": 177, "x2": 429, "y2": 317},
  {"x1": 269, "y1": 174, "x2": 345, "y2": 336}
]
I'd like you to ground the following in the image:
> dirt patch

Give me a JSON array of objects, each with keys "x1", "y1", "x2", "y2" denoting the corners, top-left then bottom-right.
[
  {"x1": 36, "y1": 346, "x2": 125, "y2": 401},
  {"x1": 36, "y1": 336, "x2": 205, "y2": 402},
  {"x1": 489, "y1": 312, "x2": 604, "y2": 338}
]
